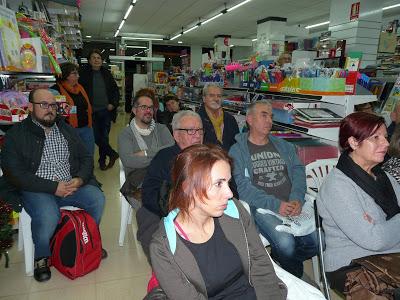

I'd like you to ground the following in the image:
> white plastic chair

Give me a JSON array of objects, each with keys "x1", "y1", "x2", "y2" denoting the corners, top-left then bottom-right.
[
  {"x1": 305, "y1": 158, "x2": 338, "y2": 198},
  {"x1": 306, "y1": 158, "x2": 338, "y2": 299},
  {"x1": 118, "y1": 159, "x2": 133, "y2": 246},
  {"x1": 18, "y1": 206, "x2": 79, "y2": 276}
]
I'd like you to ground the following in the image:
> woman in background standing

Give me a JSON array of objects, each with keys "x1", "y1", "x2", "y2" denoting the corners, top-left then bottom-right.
[{"x1": 52, "y1": 62, "x2": 95, "y2": 156}]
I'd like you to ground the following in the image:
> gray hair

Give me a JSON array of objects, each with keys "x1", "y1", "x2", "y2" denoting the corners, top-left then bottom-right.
[
  {"x1": 246, "y1": 99, "x2": 272, "y2": 116},
  {"x1": 171, "y1": 110, "x2": 202, "y2": 131},
  {"x1": 202, "y1": 83, "x2": 222, "y2": 97}
]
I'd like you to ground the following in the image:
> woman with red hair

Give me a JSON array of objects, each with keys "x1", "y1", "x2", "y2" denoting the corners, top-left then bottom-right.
[
  {"x1": 149, "y1": 144, "x2": 286, "y2": 300},
  {"x1": 317, "y1": 112, "x2": 400, "y2": 293}
]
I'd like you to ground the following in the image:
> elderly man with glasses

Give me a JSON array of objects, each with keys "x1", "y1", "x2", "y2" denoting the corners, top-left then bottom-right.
[
  {"x1": 136, "y1": 110, "x2": 204, "y2": 260},
  {"x1": 0, "y1": 88, "x2": 106, "y2": 282},
  {"x1": 118, "y1": 88, "x2": 174, "y2": 208}
]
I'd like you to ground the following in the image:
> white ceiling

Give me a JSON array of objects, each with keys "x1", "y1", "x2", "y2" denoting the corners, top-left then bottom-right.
[{"x1": 79, "y1": 0, "x2": 400, "y2": 46}]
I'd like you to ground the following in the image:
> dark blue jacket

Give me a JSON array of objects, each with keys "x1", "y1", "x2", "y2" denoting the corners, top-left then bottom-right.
[
  {"x1": 198, "y1": 105, "x2": 239, "y2": 151},
  {"x1": 141, "y1": 143, "x2": 181, "y2": 217}
]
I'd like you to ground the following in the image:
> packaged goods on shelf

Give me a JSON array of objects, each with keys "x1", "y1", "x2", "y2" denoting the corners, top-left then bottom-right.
[{"x1": 0, "y1": 7, "x2": 22, "y2": 70}]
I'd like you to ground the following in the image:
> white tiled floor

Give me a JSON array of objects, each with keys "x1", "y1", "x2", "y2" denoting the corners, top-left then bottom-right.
[{"x1": 0, "y1": 112, "x2": 343, "y2": 300}]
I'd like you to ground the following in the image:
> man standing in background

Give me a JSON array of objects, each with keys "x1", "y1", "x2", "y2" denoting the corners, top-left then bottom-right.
[{"x1": 79, "y1": 49, "x2": 119, "y2": 170}]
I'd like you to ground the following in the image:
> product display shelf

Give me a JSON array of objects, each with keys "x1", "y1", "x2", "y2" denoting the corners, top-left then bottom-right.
[{"x1": 182, "y1": 86, "x2": 377, "y2": 143}]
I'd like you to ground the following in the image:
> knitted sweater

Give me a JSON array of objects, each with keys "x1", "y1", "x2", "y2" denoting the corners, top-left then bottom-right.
[{"x1": 316, "y1": 168, "x2": 400, "y2": 272}]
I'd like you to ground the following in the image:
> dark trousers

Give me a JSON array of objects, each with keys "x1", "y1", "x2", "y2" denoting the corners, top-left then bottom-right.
[{"x1": 93, "y1": 108, "x2": 117, "y2": 163}]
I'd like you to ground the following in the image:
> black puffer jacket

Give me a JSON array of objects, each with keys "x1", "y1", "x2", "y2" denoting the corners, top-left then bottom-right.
[{"x1": 0, "y1": 115, "x2": 97, "y2": 212}]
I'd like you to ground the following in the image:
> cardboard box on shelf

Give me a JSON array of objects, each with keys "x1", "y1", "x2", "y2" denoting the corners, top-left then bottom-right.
[{"x1": 286, "y1": 137, "x2": 338, "y2": 165}]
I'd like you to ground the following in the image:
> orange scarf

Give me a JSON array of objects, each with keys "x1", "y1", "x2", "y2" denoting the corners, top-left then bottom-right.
[{"x1": 58, "y1": 81, "x2": 92, "y2": 128}]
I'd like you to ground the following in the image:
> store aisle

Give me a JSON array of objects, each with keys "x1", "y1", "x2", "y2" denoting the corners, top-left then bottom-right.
[{"x1": 0, "y1": 112, "x2": 151, "y2": 300}]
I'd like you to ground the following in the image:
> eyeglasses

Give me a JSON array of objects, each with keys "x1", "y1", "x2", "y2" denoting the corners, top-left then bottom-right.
[
  {"x1": 206, "y1": 93, "x2": 223, "y2": 98},
  {"x1": 32, "y1": 102, "x2": 58, "y2": 110},
  {"x1": 176, "y1": 128, "x2": 204, "y2": 135},
  {"x1": 135, "y1": 105, "x2": 154, "y2": 111}
]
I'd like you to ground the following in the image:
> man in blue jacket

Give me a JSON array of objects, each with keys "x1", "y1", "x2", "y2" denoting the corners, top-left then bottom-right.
[{"x1": 229, "y1": 99, "x2": 317, "y2": 278}]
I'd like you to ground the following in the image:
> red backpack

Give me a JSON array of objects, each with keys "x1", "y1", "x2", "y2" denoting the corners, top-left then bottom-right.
[{"x1": 50, "y1": 209, "x2": 102, "y2": 279}]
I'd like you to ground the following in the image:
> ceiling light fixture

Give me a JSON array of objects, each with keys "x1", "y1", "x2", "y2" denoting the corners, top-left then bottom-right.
[
  {"x1": 227, "y1": 0, "x2": 252, "y2": 12},
  {"x1": 383, "y1": 3, "x2": 400, "y2": 10},
  {"x1": 202, "y1": 13, "x2": 223, "y2": 25},
  {"x1": 252, "y1": 38, "x2": 257, "y2": 42},
  {"x1": 110, "y1": 48, "x2": 115, "y2": 51},
  {"x1": 126, "y1": 45, "x2": 147, "y2": 49},
  {"x1": 123, "y1": 4, "x2": 134, "y2": 20},
  {"x1": 229, "y1": 44, "x2": 234, "y2": 47},
  {"x1": 114, "y1": 1, "x2": 138, "y2": 38},
  {"x1": 170, "y1": 33, "x2": 182, "y2": 40},
  {"x1": 123, "y1": 37, "x2": 164, "y2": 41},
  {"x1": 168, "y1": 0, "x2": 251, "y2": 41},
  {"x1": 177, "y1": 41, "x2": 183, "y2": 44},
  {"x1": 118, "y1": 20, "x2": 125, "y2": 30},
  {"x1": 85, "y1": 35, "x2": 92, "y2": 38},
  {"x1": 183, "y1": 25, "x2": 199, "y2": 34},
  {"x1": 305, "y1": 21, "x2": 330, "y2": 29}
]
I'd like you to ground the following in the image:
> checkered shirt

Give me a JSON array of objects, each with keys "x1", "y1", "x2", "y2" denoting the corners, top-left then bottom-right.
[{"x1": 33, "y1": 119, "x2": 72, "y2": 182}]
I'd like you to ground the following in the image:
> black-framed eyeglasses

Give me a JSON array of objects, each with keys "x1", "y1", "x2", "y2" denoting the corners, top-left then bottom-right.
[
  {"x1": 176, "y1": 128, "x2": 204, "y2": 135},
  {"x1": 135, "y1": 105, "x2": 154, "y2": 111},
  {"x1": 32, "y1": 102, "x2": 58, "y2": 110}
]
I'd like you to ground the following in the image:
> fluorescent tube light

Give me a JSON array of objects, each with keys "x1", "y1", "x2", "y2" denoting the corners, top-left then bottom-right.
[
  {"x1": 183, "y1": 25, "x2": 199, "y2": 34},
  {"x1": 123, "y1": 4, "x2": 133, "y2": 20},
  {"x1": 229, "y1": 45, "x2": 234, "y2": 47},
  {"x1": 177, "y1": 41, "x2": 183, "y2": 44},
  {"x1": 114, "y1": 30, "x2": 120, "y2": 37},
  {"x1": 252, "y1": 38, "x2": 257, "y2": 42},
  {"x1": 85, "y1": 35, "x2": 92, "y2": 38},
  {"x1": 202, "y1": 13, "x2": 223, "y2": 25},
  {"x1": 170, "y1": 33, "x2": 182, "y2": 40},
  {"x1": 124, "y1": 37, "x2": 163, "y2": 41},
  {"x1": 118, "y1": 20, "x2": 125, "y2": 30},
  {"x1": 110, "y1": 49, "x2": 115, "y2": 51},
  {"x1": 227, "y1": 0, "x2": 252, "y2": 12},
  {"x1": 383, "y1": 3, "x2": 400, "y2": 10},
  {"x1": 126, "y1": 45, "x2": 147, "y2": 49},
  {"x1": 305, "y1": 21, "x2": 330, "y2": 29}
]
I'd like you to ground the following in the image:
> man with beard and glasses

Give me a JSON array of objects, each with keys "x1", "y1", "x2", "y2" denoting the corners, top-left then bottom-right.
[
  {"x1": 118, "y1": 88, "x2": 174, "y2": 209},
  {"x1": 0, "y1": 88, "x2": 106, "y2": 282}
]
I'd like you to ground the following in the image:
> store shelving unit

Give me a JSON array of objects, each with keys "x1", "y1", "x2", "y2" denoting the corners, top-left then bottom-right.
[{"x1": 181, "y1": 86, "x2": 377, "y2": 144}]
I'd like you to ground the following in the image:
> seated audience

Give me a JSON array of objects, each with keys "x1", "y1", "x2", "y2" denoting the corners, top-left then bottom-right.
[
  {"x1": 118, "y1": 88, "x2": 174, "y2": 206},
  {"x1": 51, "y1": 62, "x2": 95, "y2": 156},
  {"x1": 0, "y1": 88, "x2": 106, "y2": 282},
  {"x1": 229, "y1": 99, "x2": 318, "y2": 278},
  {"x1": 198, "y1": 83, "x2": 239, "y2": 151},
  {"x1": 317, "y1": 112, "x2": 400, "y2": 293},
  {"x1": 150, "y1": 144, "x2": 287, "y2": 299},
  {"x1": 137, "y1": 110, "x2": 203, "y2": 259}
]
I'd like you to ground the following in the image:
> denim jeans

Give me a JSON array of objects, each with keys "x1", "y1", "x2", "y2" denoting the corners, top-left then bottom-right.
[
  {"x1": 75, "y1": 126, "x2": 95, "y2": 157},
  {"x1": 93, "y1": 108, "x2": 117, "y2": 163},
  {"x1": 21, "y1": 185, "x2": 105, "y2": 259},
  {"x1": 253, "y1": 210, "x2": 318, "y2": 278}
]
